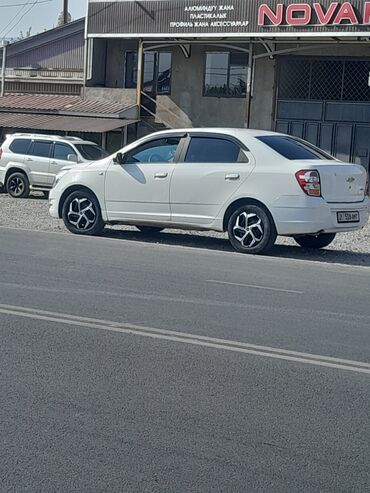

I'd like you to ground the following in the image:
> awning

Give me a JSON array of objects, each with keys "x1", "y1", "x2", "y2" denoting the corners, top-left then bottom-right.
[{"x1": 0, "y1": 112, "x2": 137, "y2": 133}]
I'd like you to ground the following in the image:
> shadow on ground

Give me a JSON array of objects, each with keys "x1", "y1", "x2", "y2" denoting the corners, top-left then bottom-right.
[{"x1": 102, "y1": 228, "x2": 370, "y2": 268}]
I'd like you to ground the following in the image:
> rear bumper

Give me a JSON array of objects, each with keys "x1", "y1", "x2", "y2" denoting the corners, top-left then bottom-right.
[{"x1": 271, "y1": 196, "x2": 370, "y2": 236}]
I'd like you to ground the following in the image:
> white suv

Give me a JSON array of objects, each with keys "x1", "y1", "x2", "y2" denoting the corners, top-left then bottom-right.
[
  {"x1": 49, "y1": 128, "x2": 369, "y2": 255},
  {"x1": 0, "y1": 133, "x2": 108, "y2": 198}
]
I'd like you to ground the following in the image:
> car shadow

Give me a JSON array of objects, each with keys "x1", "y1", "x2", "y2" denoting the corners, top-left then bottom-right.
[{"x1": 101, "y1": 228, "x2": 370, "y2": 268}]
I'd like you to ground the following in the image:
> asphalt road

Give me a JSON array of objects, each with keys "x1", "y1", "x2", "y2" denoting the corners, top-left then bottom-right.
[{"x1": 0, "y1": 228, "x2": 370, "y2": 492}]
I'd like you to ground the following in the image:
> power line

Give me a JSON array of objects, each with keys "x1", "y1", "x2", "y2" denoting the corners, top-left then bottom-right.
[
  {"x1": 1, "y1": 0, "x2": 45, "y2": 40},
  {"x1": 0, "y1": 0, "x2": 32, "y2": 38},
  {"x1": 0, "y1": 0, "x2": 52, "y2": 7}
]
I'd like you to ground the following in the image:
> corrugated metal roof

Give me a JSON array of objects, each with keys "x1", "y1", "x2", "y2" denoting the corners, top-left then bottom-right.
[
  {"x1": 0, "y1": 112, "x2": 137, "y2": 133},
  {"x1": 0, "y1": 94, "x2": 79, "y2": 111},
  {"x1": 0, "y1": 94, "x2": 134, "y2": 116}
]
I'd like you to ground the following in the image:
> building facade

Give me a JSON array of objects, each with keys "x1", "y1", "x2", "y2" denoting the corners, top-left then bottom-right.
[{"x1": 86, "y1": 0, "x2": 370, "y2": 170}]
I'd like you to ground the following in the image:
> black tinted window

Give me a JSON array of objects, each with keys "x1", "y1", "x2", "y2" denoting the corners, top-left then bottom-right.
[
  {"x1": 54, "y1": 143, "x2": 76, "y2": 161},
  {"x1": 9, "y1": 139, "x2": 31, "y2": 155},
  {"x1": 185, "y1": 137, "x2": 242, "y2": 163},
  {"x1": 125, "y1": 137, "x2": 180, "y2": 164},
  {"x1": 29, "y1": 141, "x2": 52, "y2": 158},
  {"x1": 75, "y1": 144, "x2": 108, "y2": 161},
  {"x1": 257, "y1": 136, "x2": 333, "y2": 160}
]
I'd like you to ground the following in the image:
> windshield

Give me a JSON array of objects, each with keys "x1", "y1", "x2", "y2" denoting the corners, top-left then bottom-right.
[
  {"x1": 75, "y1": 144, "x2": 109, "y2": 161},
  {"x1": 257, "y1": 135, "x2": 335, "y2": 161}
]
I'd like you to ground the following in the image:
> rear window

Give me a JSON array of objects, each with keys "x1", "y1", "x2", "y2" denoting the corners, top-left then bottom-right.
[
  {"x1": 257, "y1": 135, "x2": 334, "y2": 161},
  {"x1": 75, "y1": 144, "x2": 108, "y2": 161},
  {"x1": 29, "y1": 141, "x2": 52, "y2": 158},
  {"x1": 185, "y1": 137, "x2": 245, "y2": 163},
  {"x1": 9, "y1": 139, "x2": 31, "y2": 155}
]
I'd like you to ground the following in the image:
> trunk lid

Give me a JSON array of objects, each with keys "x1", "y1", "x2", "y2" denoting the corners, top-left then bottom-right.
[{"x1": 299, "y1": 160, "x2": 367, "y2": 203}]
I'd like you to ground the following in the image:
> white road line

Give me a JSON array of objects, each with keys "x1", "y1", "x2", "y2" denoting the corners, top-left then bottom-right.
[
  {"x1": 0, "y1": 304, "x2": 369, "y2": 375},
  {"x1": 206, "y1": 280, "x2": 303, "y2": 294}
]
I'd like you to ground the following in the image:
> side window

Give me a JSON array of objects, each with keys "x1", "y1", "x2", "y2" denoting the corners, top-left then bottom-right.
[
  {"x1": 29, "y1": 141, "x2": 52, "y2": 158},
  {"x1": 125, "y1": 137, "x2": 180, "y2": 164},
  {"x1": 53, "y1": 143, "x2": 77, "y2": 161},
  {"x1": 185, "y1": 137, "x2": 246, "y2": 163},
  {"x1": 9, "y1": 139, "x2": 31, "y2": 155}
]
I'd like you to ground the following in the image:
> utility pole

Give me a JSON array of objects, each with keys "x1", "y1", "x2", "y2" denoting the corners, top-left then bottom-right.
[
  {"x1": 63, "y1": 0, "x2": 68, "y2": 25},
  {"x1": 1, "y1": 41, "x2": 8, "y2": 98}
]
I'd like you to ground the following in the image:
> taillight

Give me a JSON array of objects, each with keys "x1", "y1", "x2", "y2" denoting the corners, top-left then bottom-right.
[
  {"x1": 295, "y1": 169, "x2": 321, "y2": 197},
  {"x1": 0, "y1": 148, "x2": 3, "y2": 160}
]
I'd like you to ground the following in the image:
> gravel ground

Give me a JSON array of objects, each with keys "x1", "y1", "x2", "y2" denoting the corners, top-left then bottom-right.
[{"x1": 0, "y1": 191, "x2": 369, "y2": 267}]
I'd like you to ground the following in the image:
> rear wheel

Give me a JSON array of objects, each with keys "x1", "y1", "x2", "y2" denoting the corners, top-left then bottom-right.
[
  {"x1": 62, "y1": 190, "x2": 104, "y2": 235},
  {"x1": 6, "y1": 172, "x2": 30, "y2": 198},
  {"x1": 136, "y1": 226, "x2": 163, "y2": 234},
  {"x1": 294, "y1": 233, "x2": 336, "y2": 249},
  {"x1": 227, "y1": 204, "x2": 276, "y2": 255}
]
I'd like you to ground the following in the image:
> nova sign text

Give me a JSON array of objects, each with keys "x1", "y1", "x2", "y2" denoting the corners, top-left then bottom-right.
[{"x1": 258, "y1": 2, "x2": 370, "y2": 26}]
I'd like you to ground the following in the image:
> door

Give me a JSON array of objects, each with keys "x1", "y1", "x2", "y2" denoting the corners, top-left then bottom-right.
[
  {"x1": 26, "y1": 140, "x2": 53, "y2": 187},
  {"x1": 170, "y1": 135, "x2": 255, "y2": 227},
  {"x1": 49, "y1": 142, "x2": 78, "y2": 186},
  {"x1": 105, "y1": 135, "x2": 182, "y2": 223}
]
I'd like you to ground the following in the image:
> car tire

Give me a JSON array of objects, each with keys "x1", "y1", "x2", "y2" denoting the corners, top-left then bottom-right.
[
  {"x1": 62, "y1": 190, "x2": 104, "y2": 235},
  {"x1": 6, "y1": 172, "x2": 30, "y2": 198},
  {"x1": 227, "y1": 204, "x2": 277, "y2": 255},
  {"x1": 136, "y1": 226, "x2": 163, "y2": 234},
  {"x1": 294, "y1": 233, "x2": 336, "y2": 249}
]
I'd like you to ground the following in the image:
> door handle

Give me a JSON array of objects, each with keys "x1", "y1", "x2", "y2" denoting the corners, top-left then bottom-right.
[
  {"x1": 26, "y1": 158, "x2": 33, "y2": 162},
  {"x1": 154, "y1": 172, "x2": 168, "y2": 179},
  {"x1": 51, "y1": 161, "x2": 58, "y2": 165},
  {"x1": 225, "y1": 173, "x2": 240, "y2": 181}
]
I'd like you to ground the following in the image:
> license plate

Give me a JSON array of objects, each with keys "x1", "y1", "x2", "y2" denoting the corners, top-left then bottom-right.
[{"x1": 337, "y1": 211, "x2": 360, "y2": 223}]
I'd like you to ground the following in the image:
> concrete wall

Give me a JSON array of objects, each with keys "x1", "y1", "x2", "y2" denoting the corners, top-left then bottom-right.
[
  {"x1": 249, "y1": 55, "x2": 276, "y2": 131},
  {"x1": 156, "y1": 45, "x2": 248, "y2": 128},
  {"x1": 85, "y1": 87, "x2": 137, "y2": 107}
]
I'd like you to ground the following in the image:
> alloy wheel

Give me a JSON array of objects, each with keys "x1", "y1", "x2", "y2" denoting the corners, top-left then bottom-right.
[
  {"x1": 67, "y1": 197, "x2": 97, "y2": 230},
  {"x1": 9, "y1": 177, "x2": 25, "y2": 197},
  {"x1": 232, "y1": 212, "x2": 264, "y2": 248}
]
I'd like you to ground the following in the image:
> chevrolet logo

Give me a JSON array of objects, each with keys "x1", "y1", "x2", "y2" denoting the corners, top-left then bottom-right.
[{"x1": 346, "y1": 177, "x2": 355, "y2": 183}]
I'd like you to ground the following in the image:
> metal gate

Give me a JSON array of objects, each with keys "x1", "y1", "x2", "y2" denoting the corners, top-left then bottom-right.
[{"x1": 275, "y1": 57, "x2": 370, "y2": 171}]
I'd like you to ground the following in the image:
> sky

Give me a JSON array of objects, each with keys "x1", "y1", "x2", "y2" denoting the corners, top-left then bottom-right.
[{"x1": 0, "y1": 0, "x2": 87, "y2": 41}]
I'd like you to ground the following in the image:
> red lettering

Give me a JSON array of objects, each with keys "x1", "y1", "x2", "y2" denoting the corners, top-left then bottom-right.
[
  {"x1": 286, "y1": 4, "x2": 312, "y2": 25},
  {"x1": 313, "y1": 2, "x2": 338, "y2": 25},
  {"x1": 258, "y1": 4, "x2": 284, "y2": 26},
  {"x1": 364, "y1": 2, "x2": 370, "y2": 24},
  {"x1": 333, "y1": 2, "x2": 359, "y2": 24}
]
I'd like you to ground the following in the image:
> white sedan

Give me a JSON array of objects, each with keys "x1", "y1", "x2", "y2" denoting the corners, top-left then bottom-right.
[{"x1": 49, "y1": 129, "x2": 369, "y2": 254}]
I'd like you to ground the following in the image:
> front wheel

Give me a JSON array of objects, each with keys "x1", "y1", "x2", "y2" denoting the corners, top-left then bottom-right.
[
  {"x1": 294, "y1": 233, "x2": 336, "y2": 249},
  {"x1": 227, "y1": 204, "x2": 276, "y2": 255},
  {"x1": 62, "y1": 190, "x2": 104, "y2": 235},
  {"x1": 6, "y1": 172, "x2": 30, "y2": 198}
]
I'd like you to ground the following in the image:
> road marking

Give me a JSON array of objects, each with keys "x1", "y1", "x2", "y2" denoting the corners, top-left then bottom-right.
[
  {"x1": 206, "y1": 280, "x2": 303, "y2": 294},
  {"x1": 0, "y1": 303, "x2": 369, "y2": 375}
]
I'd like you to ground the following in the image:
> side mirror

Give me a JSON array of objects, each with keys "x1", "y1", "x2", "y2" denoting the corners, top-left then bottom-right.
[
  {"x1": 67, "y1": 154, "x2": 78, "y2": 163},
  {"x1": 113, "y1": 152, "x2": 125, "y2": 165}
]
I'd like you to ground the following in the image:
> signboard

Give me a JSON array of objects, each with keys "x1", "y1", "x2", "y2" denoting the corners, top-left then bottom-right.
[{"x1": 87, "y1": 0, "x2": 370, "y2": 37}]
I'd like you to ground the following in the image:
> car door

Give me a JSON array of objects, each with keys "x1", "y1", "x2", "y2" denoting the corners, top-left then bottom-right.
[
  {"x1": 104, "y1": 135, "x2": 183, "y2": 223},
  {"x1": 49, "y1": 142, "x2": 78, "y2": 186},
  {"x1": 170, "y1": 134, "x2": 255, "y2": 227},
  {"x1": 26, "y1": 140, "x2": 53, "y2": 187}
]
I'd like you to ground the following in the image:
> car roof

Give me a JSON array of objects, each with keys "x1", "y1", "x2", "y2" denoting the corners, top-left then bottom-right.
[
  {"x1": 6, "y1": 133, "x2": 97, "y2": 145},
  {"x1": 146, "y1": 128, "x2": 284, "y2": 139}
]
